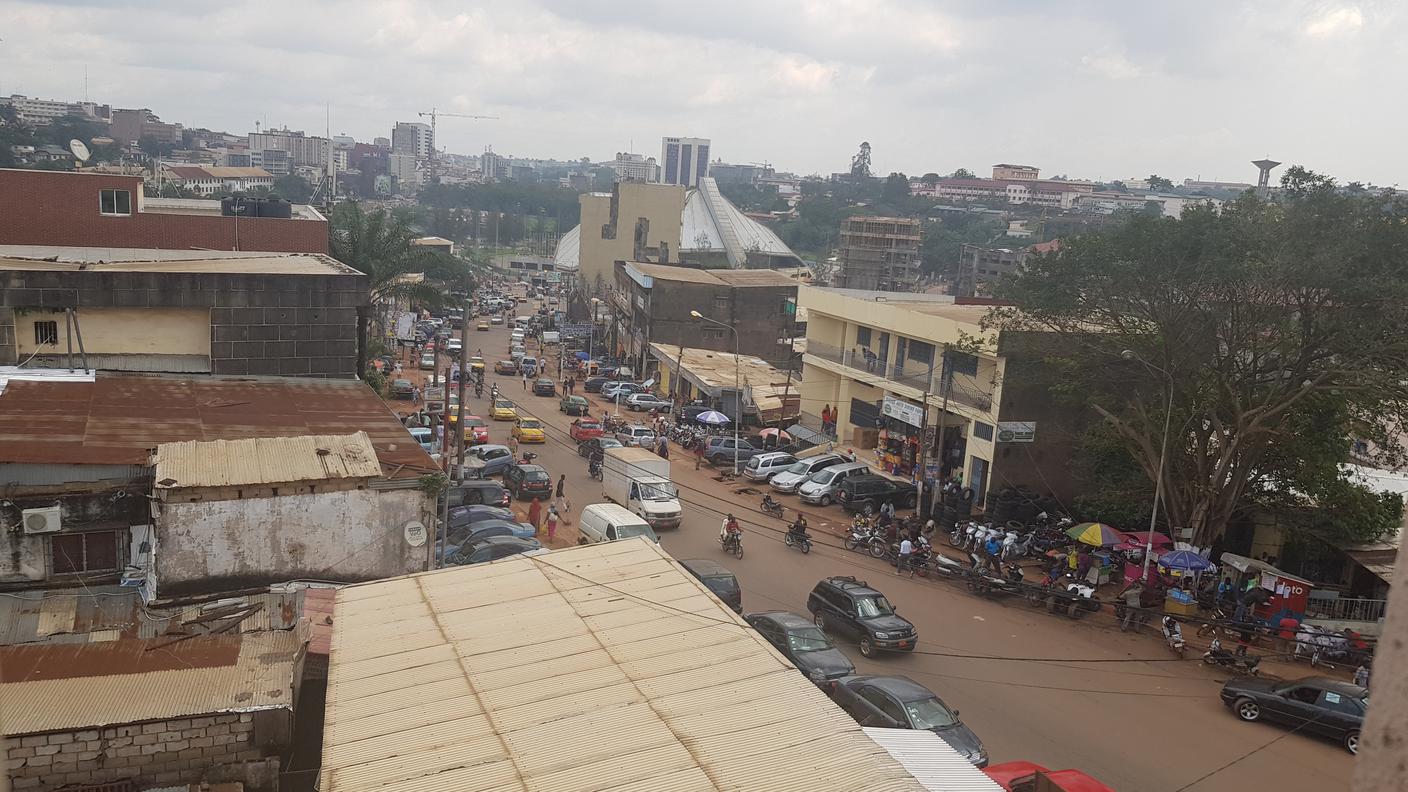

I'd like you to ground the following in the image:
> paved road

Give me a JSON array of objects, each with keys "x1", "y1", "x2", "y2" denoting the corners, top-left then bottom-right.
[{"x1": 435, "y1": 296, "x2": 1355, "y2": 792}]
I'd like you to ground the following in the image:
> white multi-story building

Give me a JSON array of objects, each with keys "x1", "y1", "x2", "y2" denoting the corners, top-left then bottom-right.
[
  {"x1": 392, "y1": 122, "x2": 434, "y2": 159},
  {"x1": 160, "y1": 165, "x2": 275, "y2": 196},
  {"x1": 247, "y1": 129, "x2": 330, "y2": 168},
  {"x1": 660, "y1": 136, "x2": 710, "y2": 189},
  {"x1": 388, "y1": 153, "x2": 421, "y2": 193},
  {"x1": 3, "y1": 94, "x2": 73, "y2": 125},
  {"x1": 609, "y1": 152, "x2": 659, "y2": 182}
]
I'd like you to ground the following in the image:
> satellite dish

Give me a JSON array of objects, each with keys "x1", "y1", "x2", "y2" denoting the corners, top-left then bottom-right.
[{"x1": 69, "y1": 139, "x2": 91, "y2": 163}]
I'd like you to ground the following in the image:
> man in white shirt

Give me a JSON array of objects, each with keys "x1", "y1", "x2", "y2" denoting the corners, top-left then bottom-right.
[{"x1": 897, "y1": 536, "x2": 914, "y2": 577}]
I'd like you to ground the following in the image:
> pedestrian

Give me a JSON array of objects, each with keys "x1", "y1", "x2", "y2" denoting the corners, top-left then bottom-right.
[
  {"x1": 528, "y1": 497, "x2": 543, "y2": 535},
  {"x1": 545, "y1": 506, "x2": 559, "y2": 543},
  {"x1": 1076, "y1": 546, "x2": 1093, "y2": 582},
  {"x1": 522, "y1": 371, "x2": 528, "y2": 390},
  {"x1": 656, "y1": 435, "x2": 669, "y2": 459},
  {"x1": 694, "y1": 441, "x2": 705, "y2": 470},
  {"x1": 1120, "y1": 579, "x2": 1145, "y2": 632},
  {"x1": 555, "y1": 474, "x2": 567, "y2": 511},
  {"x1": 508, "y1": 434, "x2": 519, "y2": 457},
  {"x1": 394, "y1": 360, "x2": 403, "y2": 374},
  {"x1": 822, "y1": 404, "x2": 832, "y2": 436},
  {"x1": 1234, "y1": 585, "x2": 1271, "y2": 624},
  {"x1": 411, "y1": 386, "x2": 422, "y2": 404},
  {"x1": 1276, "y1": 615, "x2": 1301, "y2": 656},
  {"x1": 896, "y1": 535, "x2": 914, "y2": 577},
  {"x1": 1354, "y1": 662, "x2": 1371, "y2": 689}
]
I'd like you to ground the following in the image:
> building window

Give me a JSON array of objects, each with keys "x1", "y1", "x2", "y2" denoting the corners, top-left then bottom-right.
[
  {"x1": 948, "y1": 350, "x2": 979, "y2": 377},
  {"x1": 973, "y1": 422, "x2": 994, "y2": 441},
  {"x1": 713, "y1": 296, "x2": 730, "y2": 314},
  {"x1": 34, "y1": 320, "x2": 58, "y2": 345},
  {"x1": 99, "y1": 189, "x2": 132, "y2": 216},
  {"x1": 856, "y1": 327, "x2": 872, "y2": 347},
  {"x1": 50, "y1": 531, "x2": 120, "y2": 575},
  {"x1": 701, "y1": 328, "x2": 724, "y2": 341}
]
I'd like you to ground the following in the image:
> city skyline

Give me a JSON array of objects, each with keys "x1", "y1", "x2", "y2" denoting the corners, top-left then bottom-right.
[{"x1": 2, "y1": 1, "x2": 1401, "y2": 186}]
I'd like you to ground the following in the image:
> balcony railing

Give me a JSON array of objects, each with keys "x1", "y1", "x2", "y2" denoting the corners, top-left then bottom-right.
[
  {"x1": 806, "y1": 340, "x2": 994, "y2": 412},
  {"x1": 1305, "y1": 596, "x2": 1389, "y2": 623}
]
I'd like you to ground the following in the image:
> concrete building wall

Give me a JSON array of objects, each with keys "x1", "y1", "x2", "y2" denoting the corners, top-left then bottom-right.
[
  {"x1": 13, "y1": 307, "x2": 209, "y2": 355},
  {"x1": 6, "y1": 711, "x2": 285, "y2": 792},
  {"x1": 0, "y1": 269, "x2": 365, "y2": 376},
  {"x1": 577, "y1": 183, "x2": 684, "y2": 290},
  {"x1": 0, "y1": 170, "x2": 329, "y2": 253},
  {"x1": 154, "y1": 486, "x2": 429, "y2": 596}
]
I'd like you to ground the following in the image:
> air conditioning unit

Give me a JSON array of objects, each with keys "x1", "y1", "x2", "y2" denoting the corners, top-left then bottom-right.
[{"x1": 22, "y1": 506, "x2": 62, "y2": 534}]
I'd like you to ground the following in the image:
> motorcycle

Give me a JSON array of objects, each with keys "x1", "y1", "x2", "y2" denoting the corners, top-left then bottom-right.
[
  {"x1": 844, "y1": 522, "x2": 885, "y2": 557},
  {"x1": 761, "y1": 496, "x2": 785, "y2": 518},
  {"x1": 587, "y1": 458, "x2": 603, "y2": 481},
  {"x1": 783, "y1": 527, "x2": 813, "y2": 554},
  {"x1": 1162, "y1": 617, "x2": 1187, "y2": 658},
  {"x1": 721, "y1": 531, "x2": 744, "y2": 559},
  {"x1": 1203, "y1": 637, "x2": 1261, "y2": 676}
]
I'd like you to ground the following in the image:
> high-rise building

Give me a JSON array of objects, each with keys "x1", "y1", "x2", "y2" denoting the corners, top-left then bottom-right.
[
  {"x1": 836, "y1": 216, "x2": 922, "y2": 292},
  {"x1": 608, "y1": 152, "x2": 658, "y2": 183},
  {"x1": 660, "y1": 136, "x2": 710, "y2": 189},
  {"x1": 247, "y1": 129, "x2": 329, "y2": 168},
  {"x1": 110, "y1": 109, "x2": 182, "y2": 146},
  {"x1": 392, "y1": 122, "x2": 434, "y2": 159},
  {"x1": 388, "y1": 153, "x2": 422, "y2": 193}
]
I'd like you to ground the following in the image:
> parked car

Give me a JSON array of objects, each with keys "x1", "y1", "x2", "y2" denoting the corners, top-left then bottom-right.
[
  {"x1": 983, "y1": 762, "x2": 1117, "y2": 792},
  {"x1": 703, "y1": 436, "x2": 762, "y2": 467},
  {"x1": 560, "y1": 395, "x2": 591, "y2": 415},
  {"x1": 490, "y1": 315, "x2": 504, "y2": 325},
  {"x1": 569, "y1": 419, "x2": 604, "y2": 442},
  {"x1": 504, "y1": 463, "x2": 552, "y2": 500},
  {"x1": 466, "y1": 444, "x2": 517, "y2": 477},
  {"x1": 449, "y1": 520, "x2": 538, "y2": 544},
  {"x1": 578, "y1": 437, "x2": 624, "y2": 458},
  {"x1": 743, "y1": 452, "x2": 798, "y2": 482},
  {"x1": 770, "y1": 454, "x2": 845, "y2": 494},
  {"x1": 494, "y1": 360, "x2": 518, "y2": 375},
  {"x1": 807, "y1": 575, "x2": 917, "y2": 657},
  {"x1": 407, "y1": 426, "x2": 439, "y2": 457},
  {"x1": 625, "y1": 393, "x2": 672, "y2": 412},
  {"x1": 419, "y1": 352, "x2": 437, "y2": 370},
  {"x1": 601, "y1": 382, "x2": 644, "y2": 401},
  {"x1": 447, "y1": 535, "x2": 543, "y2": 566},
  {"x1": 583, "y1": 376, "x2": 610, "y2": 393},
  {"x1": 512, "y1": 418, "x2": 546, "y2": 444},
  {"x1": 446, "y1": 338, "x2": 462, "y2": 354},
  {"x1": 532, "y1": 378, "x2": 556, "y2": 396},
  {"x1": 445, "y1": 479, "x2": 509, "y2": 509},
  {"x1": 476, "y1": 321, "x2": 490, "y2": 331},
  {"x1": 678, "y1": 402, "x2": 722, "y2": 425},
  {"x1": 798, "y1": 462, "x2": 870, "y2": 506},
  {"x1": 680, "y1": 558, "x2": 742, "y2": 614},
  {"x1": 837, "y1": 474, "x2": 919, "y2": 513},
  {"x1": 615, "y1": 424, "x2": 656, "y2": 447},
  {"x1": 447, "y1": 504, "x2": 515, "y2": 525},
  {"x1": 745, "y1": 610, "x2": 855, "y2": 685},
  {"x1": 490, "y1": 399, "x2": 518, "y2": 421},
  {"x1": 389, "y1": 378, "x2": 415, "y2": 399},
  {"x1": 828, "y1": 675, "x2": 987, "y2": 767},
  {"x1": 577, "y1": 503, "x2": 660, "y2": 546},
  {"x1": 1220, "y1": 676, "x2": 1367, "y2": 754}
]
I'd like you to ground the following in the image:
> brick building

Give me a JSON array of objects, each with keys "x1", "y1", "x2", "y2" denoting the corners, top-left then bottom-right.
[
  {"x1": 611, "y1": 261, "x2": 801, "y2": 374},
  {"x1": 0, "y1": 169, "x2": 329, "y2": 254},
  {"x1": 2, "y1": 630, "x2": 301, "y2": 792},
  {"x1": 0, "y1": 248, "x2": 365, "y2": 376}
]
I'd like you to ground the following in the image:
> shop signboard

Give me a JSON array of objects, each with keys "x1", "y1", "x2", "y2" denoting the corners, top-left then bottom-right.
[
  {"x1": 996, "y1": 421, "x2": 1037, "y2": 443},
  {"x1": 881, "y1": 395, "x2": 924, "y2": 427}
]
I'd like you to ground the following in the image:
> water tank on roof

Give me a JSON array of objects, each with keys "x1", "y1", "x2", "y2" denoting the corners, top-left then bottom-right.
[
  {"x1": 221, "y1": 196, "x2": 253, "y2": 216},
  {"x1": 259, "y1": 198, "x2": 293, "y2": 219}
]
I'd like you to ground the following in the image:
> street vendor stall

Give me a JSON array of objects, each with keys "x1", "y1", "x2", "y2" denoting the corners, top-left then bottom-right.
[{"x1": 1219, "y1": 552, "x2": 1315, "y2": 622}]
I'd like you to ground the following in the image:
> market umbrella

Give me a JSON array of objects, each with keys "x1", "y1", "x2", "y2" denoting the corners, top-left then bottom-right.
[
  {"x1": 574, "y1": 351, "x2": 590, "y2": 360},
  {"x1": 758, "y1": 428, "x2": 791, "y2": 440},
  {"x1": 1065, "y1": 522, "x2": 1124, "y2": 547},
  {"x1": 696, "y1": 410, "x2": 732, "y2": 426},
  {"x1": 1157, "y1": 550, "x2": 1216, "y2": 573}
]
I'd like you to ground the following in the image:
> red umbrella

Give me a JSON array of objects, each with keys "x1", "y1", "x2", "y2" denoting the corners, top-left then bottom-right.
[{"x1": 758, "y1": 428, "x2": 791, "y2": 440}]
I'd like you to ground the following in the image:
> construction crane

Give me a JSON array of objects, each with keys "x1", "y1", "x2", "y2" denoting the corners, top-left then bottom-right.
[{"x1": 418, "y1": 108, "x2": 498, "y2": 183}]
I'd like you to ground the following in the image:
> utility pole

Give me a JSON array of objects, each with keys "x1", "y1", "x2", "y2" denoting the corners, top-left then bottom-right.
[
  {"x1": 935, "y1": 345, "x2": 953, "y2": 487},
  {"x1": 454, "y1": 276, "x2": 472, "y2": 473}
]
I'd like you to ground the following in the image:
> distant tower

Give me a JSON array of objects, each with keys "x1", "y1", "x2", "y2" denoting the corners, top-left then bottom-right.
[{"x1": 1252, "y1": 158, "x2": 1281, "y2": 196}]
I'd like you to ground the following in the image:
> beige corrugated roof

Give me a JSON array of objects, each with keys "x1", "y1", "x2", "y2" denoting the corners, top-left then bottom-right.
[
  {"x1": 0, "y1": 630, "x2": 301, "y2": 735},
  {"x1": 321, "y1": 539, "x2": 927, "y2": 792},
  {"x1": 0, "y1": 252, "x2": 360, "y2": 275},
  {"x1": 152, "y1": 432, "x2": 382, "y2": 489}
]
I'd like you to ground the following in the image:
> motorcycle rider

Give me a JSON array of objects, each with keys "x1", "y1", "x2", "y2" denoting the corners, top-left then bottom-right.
[
  {"x1": 719, "y1": 513, "x2": 743, "y2": 551},
  {"x1": 587, "y1": 446, "x2": 604, "y2": 478},
  {"x1": 787, "y1": 514, "x2": 810, "y2": 542},
  {"x1": 1161, "y1": 616, "x2": 1184, "y2": 650},
  {"x1": 762, "y1": 493, "x2": 782, "y2": 515}
]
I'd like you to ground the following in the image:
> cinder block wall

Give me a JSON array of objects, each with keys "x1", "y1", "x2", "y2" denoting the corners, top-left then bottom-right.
[{"x1": 7, "y1": 711, "x2": 281, "y2": 791}]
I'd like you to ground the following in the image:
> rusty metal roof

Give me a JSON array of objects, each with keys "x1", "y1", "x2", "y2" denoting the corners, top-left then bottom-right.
[
  {"x1": 0, "y1": 589, "x2": 303, "y2": 647},
  {"x1": 0, "y1": 373, "x2": 436, "y2": 480},
  {"x1": 152, "y1": 432, "x2": 381, "y2": 489},
  {"x1": 0, "y1": 629, "x2": 302, "y2": 735},
  {"x1": 321, "y1": 539, "x2": 926, "y2": 792}
]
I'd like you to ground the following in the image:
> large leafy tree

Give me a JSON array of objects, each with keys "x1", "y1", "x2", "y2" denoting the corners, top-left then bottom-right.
[{"x1": 990, "y1": 168, "x2": 1408, "y2": 546}]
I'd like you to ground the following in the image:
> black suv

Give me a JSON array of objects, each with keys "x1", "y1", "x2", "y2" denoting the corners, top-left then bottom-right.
[
  {"x1": 807, "y1": 576, "x2": 917, "y2": 657},
  {"x1": 837, "y1": 475, "x2": 919, "y2": 514},
  {"x1": 503, "y1": 464, "x2": 552, "y2": 500}
]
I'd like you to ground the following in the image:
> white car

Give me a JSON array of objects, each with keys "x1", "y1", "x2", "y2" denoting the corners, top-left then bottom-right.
[
  {"x1": 615, "y1": 425, "x2": 656, "y2": 447},
  {"x1": 625, "y1": 393, "x2": 671, "y2": 412}
]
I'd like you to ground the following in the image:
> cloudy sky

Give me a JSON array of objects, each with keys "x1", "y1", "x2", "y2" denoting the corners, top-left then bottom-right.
[{"x1": 4, "y1": 1, "x2": 1402, "y2": 185}]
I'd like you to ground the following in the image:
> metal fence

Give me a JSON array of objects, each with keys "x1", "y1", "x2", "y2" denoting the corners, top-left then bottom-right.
[
  {"x1": 1306, "y1": 596, "x2": 1389, "y2": 623},
  {"x1": 806, "y1": 340, "x2": 994, "y2": 412}
]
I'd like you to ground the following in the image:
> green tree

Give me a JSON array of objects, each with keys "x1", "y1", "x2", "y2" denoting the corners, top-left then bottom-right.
[
  {"x1": 989, "y1": 167, "x2": 1408, "y2": 546},
  {"x1": 950, "y1": 168, "x2": 975, "y2": 179},
  {"x1": 273, "y1": 174, "x2": 314, "y2": 203},
  {"x1": 882, "y1": 172, "x2": 910, "y2": 204},
  {"x1": 920, "y1": 172, "x2": 941, "y2": 186},
  {"x1": 1146, "y1": 174, "x2": 1175, "y2": 191}
]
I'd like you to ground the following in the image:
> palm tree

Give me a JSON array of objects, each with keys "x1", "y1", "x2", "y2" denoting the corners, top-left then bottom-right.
[{"x1": 329, "y1": 202, "x2": 485, "y2": 375}]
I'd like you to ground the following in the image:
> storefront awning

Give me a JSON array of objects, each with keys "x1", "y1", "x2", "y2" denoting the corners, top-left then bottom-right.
[{"x1": 786, "y1": 423, "x2": 828, "y2": 447}]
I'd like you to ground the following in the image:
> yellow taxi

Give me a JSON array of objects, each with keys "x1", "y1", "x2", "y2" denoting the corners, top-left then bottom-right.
[
  {"x1": 490, "y1": 399, "x2": 519, "y2": 421},
  {"x1": 476, "y1": 321, "x2": 490, "y2": 332},
  {"x1": 469, "y1": 356, "x2": 486, "y2": 376},
  {"x1": 512, "y1": 417, "x2": 546, "y2": 444}
]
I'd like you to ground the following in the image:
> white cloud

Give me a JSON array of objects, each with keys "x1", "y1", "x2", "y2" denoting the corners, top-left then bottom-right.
[
  {"x1": 1079, "y1": 52, "x2": 1143, "y2": 80},
  {"x1": 1304, "y1": 6, "x2": 1364, "y2": 37}
]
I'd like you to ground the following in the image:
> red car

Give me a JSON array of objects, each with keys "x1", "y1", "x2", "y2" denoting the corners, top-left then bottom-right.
[
  {"x1": 569, "y1": 418, "x2": 604, "y2": 442},
  {"x1": 984, "y1": 762, "x2": 1115, "y2": 792},
  {"x1": 462, "y1": 415, "x2": 489, "y2": 445}
]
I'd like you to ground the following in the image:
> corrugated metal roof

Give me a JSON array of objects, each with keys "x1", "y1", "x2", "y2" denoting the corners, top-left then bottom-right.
[
  {"x1": 152, "y1": 432, "x2": 381, "y2": 489},
  {"x1": 862, "y1": 728, "x2": 1004, "y2": 791},
  {"x1": 322, "y1": 539, "x2": 928, "y2": 792},
  {"x1": 0, "y1": 630, "x2": 301, "y2": 734},
  {"x1": 0, "y1": 589, "x2": 303, "y2": 647},
  {"x1": 0, "y1": 252, "x2": 359, "y2": 275},
  {"x1": 0, "y1": 373, "x2": 437, "y2": 479}
]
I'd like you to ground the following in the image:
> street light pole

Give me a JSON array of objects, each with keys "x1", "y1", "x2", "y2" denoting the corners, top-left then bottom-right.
[
  {"x1": 692, "y1": 309, "x2": 741, "y2": 474},
  {"x1": 1123, "y1": 349, "x2": 1174, "y2": 581}
]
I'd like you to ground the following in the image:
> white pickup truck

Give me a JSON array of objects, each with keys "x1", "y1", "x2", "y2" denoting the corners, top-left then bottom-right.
[{"x1": 601, "y1": 446, "x2": 681, "y2": 531}]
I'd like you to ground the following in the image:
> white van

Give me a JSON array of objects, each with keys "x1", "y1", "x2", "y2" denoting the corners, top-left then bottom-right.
[
  {"x1": 743, "y1": 451, "x2": 798, "y2": 482},
  {"x1": 577, "y1": 503, "x2": 660, "y2": 545}
]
